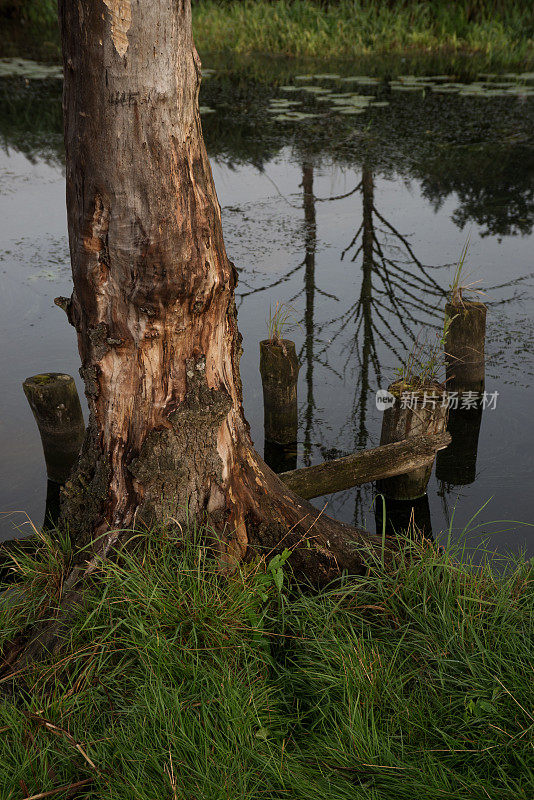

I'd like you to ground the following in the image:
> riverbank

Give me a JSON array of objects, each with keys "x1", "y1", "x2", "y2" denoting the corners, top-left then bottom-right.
[
  {"x1": 1, "y1": 0, "x2": 533, "y2": 68},
  {"x1": 195, "y1": 0, "x2": 533, "y2": 67},
  {"x1": 1, "y1": 525, "x2": 532, "y2": 798}
]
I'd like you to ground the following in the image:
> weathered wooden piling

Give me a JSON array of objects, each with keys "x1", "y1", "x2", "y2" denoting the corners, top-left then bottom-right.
[
  {"x1": 260, "y1": 339, "x2": 299, "y2": 446},
  {"x1": 264, "y1": 440, "x2": 298, "y2": 474},
  {"x1": 375, "y1": 493, "x2": 433, "y2": 540},
  {"x1": 279, "y1": 431, "x2": 450, "y2": 499},
  {"x1": 445, "y1": 300, "x2": 487, "y2": 394},
  {"x1": 376, "y1": 381, "x2": 448, "y2": 499},
  {"x1": 436, "y1": 405, "x2": 483, "y2": 486},
  {"x1": 22, "y1": 373, "x2": 85, "y2": 485}
]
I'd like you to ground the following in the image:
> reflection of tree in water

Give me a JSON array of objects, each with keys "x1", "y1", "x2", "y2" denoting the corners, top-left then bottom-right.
[
  {"x1": 418, "y1": 143, "x2": 534, "y2": 239},
  {"x1": 3, "y1": 71, "x2": 533, "y2": 242},
  {"x1": 301, "y1": 162, "x2": 316, "y2": 467},
  {"x1": 0, "y1": 78, "x2": 63, "y2": 164},
  {"x1": 238, "y1": 155, "x2": 450, "y2": 495},
  {"x1": 251, "y1": 152, "x2": 529, "y2": 527},
  {"x1": 302, "y1": 160, "x2": 447, "y2": 455},
  {"x1": 3, "y1": 72, "x2": 532, "y2": 518},
  {"x1": 312, "y1": 162, "x2": 450, "y2": 525},
  {"x1": 236, "y1": 159, "x2": 341, "y2": 465},
  {"x1": 330, "y1": 163, "x2": 446, "y2": 405}
]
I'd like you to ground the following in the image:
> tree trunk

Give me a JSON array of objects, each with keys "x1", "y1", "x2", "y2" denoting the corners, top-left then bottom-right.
[{"x1": 54, "y1": 0, "x2": 384, "y2": 583}]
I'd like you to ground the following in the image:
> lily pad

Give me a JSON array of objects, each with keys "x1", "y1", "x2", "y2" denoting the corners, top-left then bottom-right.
[
  {"x1": 199, "y1": 106, "x2": 215, "y2": 114},
  {"x1": 482, "y1": 89, "x2": 513, "y2": 97},
  {"x1": 331, "y1": 95, "x2": 369, "y2": 105},
  {"x1": 0, "y1": 58, "x2": 63, "y2": 79},
  {"x1": 337, "y1": 107, "x2": 367, "y2": 115},
  {"x1": 286, "y1": 111, "x2": 318, "y2": 119},
  {"x1": 273, "y1": 111, "x2": 318, "y2": 121}
]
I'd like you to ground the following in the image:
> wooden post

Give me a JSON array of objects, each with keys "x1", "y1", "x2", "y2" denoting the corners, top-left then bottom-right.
[
  {"x1": 264, "y1": 440, "x2": 298, "y2": 474},
  {"x1": 445, "y1": 301, "x2": 487, "y2": 394},
  {"x1": 436, "y1": 405, "x2": 483, "y2": 486},
  {"x1": 376, "y1": 381, "x2": 448, "y2": 499},
  {"x1": 22, "y1": 373, "x2": 85, "y2": 485},
  {"x1": 279, "y1": 432, "x2": 450, "y2": 499},
  {"x1": 260, "y1": 339, "x2": 299, "y2": 446},
  {"x1": 375, "y1": 493, "x2": 433, "y2": 540}
]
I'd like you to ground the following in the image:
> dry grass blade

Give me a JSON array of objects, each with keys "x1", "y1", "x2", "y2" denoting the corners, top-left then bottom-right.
[
  {"x1": 449, "y1": 230, "x2": 485, "y2": 306},
  {"x1": 20, "y1": 779, "x2": 93, "y2": 800},
  {"x1": 28, "y1": 714, "x2": 99, "y2": 773},
  {"x1": 164, "y1": 749, "x2": 179, "y2": 800},
  {"x1": 266, "y1": 301, "x2": 299, "y2": 342}
]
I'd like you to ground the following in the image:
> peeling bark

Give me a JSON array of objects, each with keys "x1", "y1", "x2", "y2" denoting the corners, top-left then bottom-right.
[
  {"x1": 54, "y1": 0, "x2": 386, "y2": 579},
  {"x1": 0, "y1": 0, "x2": 402, "y2": 689}
]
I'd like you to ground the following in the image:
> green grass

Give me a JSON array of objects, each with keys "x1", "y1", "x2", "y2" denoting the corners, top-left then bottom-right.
[
  {"x1": 193, "y1": 0, "x2": 534, "y2": 65},
  {"x1": 0, "y1": 521, "x2": 532, "y2": 798},
  {"x1": 0, "y1": 0, "x2": 59, "y2": 60},
  {"x1": 1, "y1": 0, "x2": 533, "y2": 66}
]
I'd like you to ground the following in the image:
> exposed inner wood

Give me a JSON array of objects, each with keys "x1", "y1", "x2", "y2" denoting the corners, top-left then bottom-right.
[{"x1": 54, "y1": 0, "x2": 391, "y2": 586}]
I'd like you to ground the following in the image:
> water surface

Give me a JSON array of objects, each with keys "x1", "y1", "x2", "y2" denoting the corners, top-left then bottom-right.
[{"x1": 1, "y1": 63, "x2": 533, "y2": 554}]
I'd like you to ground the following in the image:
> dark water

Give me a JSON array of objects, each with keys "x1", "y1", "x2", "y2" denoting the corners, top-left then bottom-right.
[{"x1": 1, "y1": 62, "x2": 533, "y2": 554}]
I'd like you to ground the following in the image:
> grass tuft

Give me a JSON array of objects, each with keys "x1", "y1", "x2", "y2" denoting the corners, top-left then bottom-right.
[{"x1": 0, "y1": 521, "x2": 532, "y2": 798}]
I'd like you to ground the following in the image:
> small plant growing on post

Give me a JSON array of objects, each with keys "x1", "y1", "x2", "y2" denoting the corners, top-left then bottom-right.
[
  {"x1": 393, "y1": 316, "x2": 454, "y2": 392},
  {"x1": 377, "y1": 325, "x2": 450, "y2": 500},
  {"x1": 266, "y1": 302, "x2": 298, "y2": 344},
  {"x1": 449, "y1": 230, "x2": 473, "y2": 306}
]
